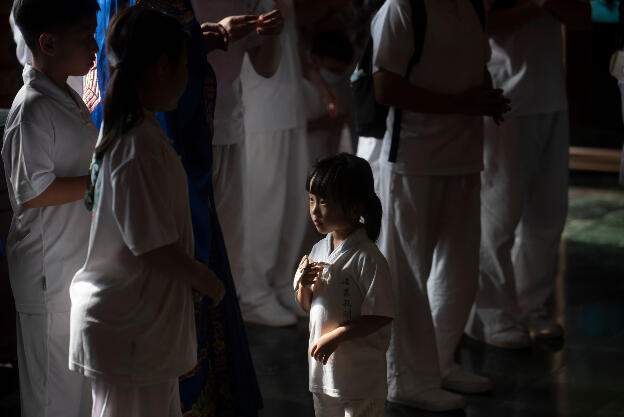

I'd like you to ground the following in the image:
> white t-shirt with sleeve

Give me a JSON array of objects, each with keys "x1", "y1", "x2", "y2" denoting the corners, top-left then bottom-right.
[
  {"x1": 1, "y1": 65, "x2": 97, "y2": 314},
  {"x1": 69, "y1": 112, "x2": 197, "y2": 384},
  {"x1": 191, "y1": 0, "x2": 271, "y2": 145},
  {"x1": 485, "y1": 1, "x2": 567, "y2": 116},
  {"x1": 372, "y1": 0, "x2": 490, "y2": 176},
  {"x1": 307, "y1": 227, "x2": 393, "y2": 400}
]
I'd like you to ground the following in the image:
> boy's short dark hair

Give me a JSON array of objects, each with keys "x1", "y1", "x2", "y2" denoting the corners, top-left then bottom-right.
[
  {"x1": 13, "y1": 0, "x2": 100, "y2": 53},
  {"x1": 311, "y1": 30, "x2": 355, "y2": 65}
]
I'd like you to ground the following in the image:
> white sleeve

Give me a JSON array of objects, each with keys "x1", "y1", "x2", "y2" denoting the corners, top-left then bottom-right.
[
  {"x1": 111, "y1": 156, "x2": 179, "y2": 256},
  {"x1": 371, "y1": 0, "x2": 416, "y2": 77},
  {"x1": 3, "y1": 121, "x2": 56, "y2": 205},
  {"x1": 356, "y1": 252, "x2": 394, "y2": 318}
]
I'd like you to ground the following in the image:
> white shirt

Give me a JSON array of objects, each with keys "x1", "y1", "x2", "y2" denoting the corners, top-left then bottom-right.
[
  {"x1": 2, "y1": 65, "x2": 97, "y2": 314},
  {"x1": 486, "y1": 3, "x2": 567, "y2": 116},
  {"x1": 241, "y1": 11, "x2": 307, "y2": 134},
  {"x1": 69, "y1": 113, "x2": 197, "y2": 384},
  {"x1": 372, "y1": 0, "x2": 490, "y2": 176},
  {"x1": 307, "y1": 228, "x2": 393, "y2": 400},
  {"x1": 192, "y1": 0, "x2": 269, "y2": 145}
]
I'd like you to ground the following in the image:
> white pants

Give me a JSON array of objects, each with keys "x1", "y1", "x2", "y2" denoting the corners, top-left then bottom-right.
[
  {"x1": 355, "y1": 137, "x2": 382, "y2": 195},
  {"x1": 212, "y1": 142, "x2": 245, "y2": 287},
  {"x1": 377, "y1": 167, "x2": 481, "y2": 399},
  {"x1": 240, "y1": 128, "x2": 311, "y2": 307},
  {"x1": 91, "y1": 378, "x2": 181, "y2": 417},
  {"x1": 469, "y1": 112, "x2": 569, "y2": 335},
  {"x1": 16, "y1": 312, "x2": 91, "y2": 417},
  {"x1": 313, "y1": 393, "x2": 385, "y2": 417}
]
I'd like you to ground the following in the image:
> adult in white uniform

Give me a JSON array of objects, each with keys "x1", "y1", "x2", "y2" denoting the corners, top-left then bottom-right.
[
  {"x1": 371, "y1": 0, "x2": 511, "y2": 411},
  {"x1": 239, "y1": 0, "x2": 311, "y2": 326},
  {"x1": 191, "y1": 0, "x2": 283, "y2": 289},
  {"x1": 467, "y1": 0, "x2": 591, "y2": 348}
]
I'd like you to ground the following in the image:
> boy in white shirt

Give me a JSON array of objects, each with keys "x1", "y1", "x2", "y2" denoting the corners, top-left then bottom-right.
[
  {"x1": 468, "y1": 0, "x2": 591, "y2": 348},
  {"x1": 371, "y1": 0, "x2": 510, "y2": 411},
  {"x1": 2, "y1": 0, "x2": 99, "y2": 415}
]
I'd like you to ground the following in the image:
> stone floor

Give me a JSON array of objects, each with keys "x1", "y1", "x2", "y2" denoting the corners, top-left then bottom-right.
[{"x1": 1, "y1": 182, "x2": 623, "y2": 416}]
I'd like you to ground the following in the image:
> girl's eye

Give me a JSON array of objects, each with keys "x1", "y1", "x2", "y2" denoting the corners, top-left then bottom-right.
[{"x1": 319, "y1": 200, "x2": 327, "y2": 205}]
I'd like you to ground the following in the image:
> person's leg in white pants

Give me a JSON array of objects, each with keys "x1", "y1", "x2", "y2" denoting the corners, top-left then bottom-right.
[
  {"x1": 241, "y1": 128, "x2": 311, "y2": 325},
  {"x1": 16, "y1": 312, "x2": 92, "y2": 417},
  {"x1": 91, "y1": 378, "x2": 181, "y2": 417},
  {"x1": 513, "y1": 111, "x2": 569, "y2": 323},
  {"x1": 427, "y1": 174, "x2": 491, "y2": 394},
  {"x1": 313, "y1": 393, "x2": 385, "y2": 417},
  {"x1": 212, "y1": 143, "x2": 245, "y2": 287},
  {"x1": 378, "y1": 166, "x2": 465, "y2": 411},
  {"x1": 470, "y1": 112, "x2": 568, "y2": 346}
]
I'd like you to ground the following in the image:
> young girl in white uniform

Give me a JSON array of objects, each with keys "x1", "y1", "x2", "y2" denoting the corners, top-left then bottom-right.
[
  {"x1": 295, "y1": 153, "x2": 393, "y2": 417},
  {"x1": 68, "y1": 7, "x2": 225, "y2": 416}
]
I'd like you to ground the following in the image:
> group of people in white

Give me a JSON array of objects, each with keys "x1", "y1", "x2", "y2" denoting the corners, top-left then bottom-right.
[{"x1": 2, "y1": 0, "x2": 591, "y2": 416}]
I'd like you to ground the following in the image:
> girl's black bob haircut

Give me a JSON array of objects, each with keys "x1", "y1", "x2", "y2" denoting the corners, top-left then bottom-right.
[{"x1": 306, "y1": 153, "x2": 382, "y2": 241}]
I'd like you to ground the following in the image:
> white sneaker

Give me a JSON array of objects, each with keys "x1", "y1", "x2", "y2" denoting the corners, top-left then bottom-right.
[
  {"x1": 389, "y1": 388, "x2": 466, "y2": 412},
  {"x1": 526, "y1": 313, "x2": 564, "y2": 340},
  {"x1": 277, "y1": 289, "x2": 308, "y2": 318},
  {"x1": 241, "y1": 300, "x2": 298, "y2": 327},
  {"x1": 442, "y1": 366, "x2": 492, "y2": 394}
]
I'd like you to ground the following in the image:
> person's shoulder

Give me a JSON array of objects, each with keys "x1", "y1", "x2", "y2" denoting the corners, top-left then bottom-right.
[
  {"x1": 108, "y1": 114, "x2": 168, "y2": 172},
  {"x1": 5, "y1": 85, "x2": 55, "y2": 133},
  {"x1": 354, "y1": 238, "x2": 390, "y2": 273}
]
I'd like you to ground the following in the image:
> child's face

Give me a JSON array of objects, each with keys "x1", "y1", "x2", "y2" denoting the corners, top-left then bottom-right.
[
  {"x1": 309, "y1": 193, "x2": 354, "y2": 235},
  {"x1": 53, "y1": 15, "x2": 99, "y2": 76}
]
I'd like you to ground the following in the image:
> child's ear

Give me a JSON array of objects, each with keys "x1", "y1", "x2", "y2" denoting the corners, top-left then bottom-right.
[
  {"x1": 39, "y1": 33, "x2": 56, "y2": 57},
  {"x1": 350, "y1": 202, "x2": 365, "y2": 220}
]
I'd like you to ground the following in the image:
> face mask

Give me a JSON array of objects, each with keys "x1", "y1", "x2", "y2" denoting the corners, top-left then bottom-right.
[{"x1": 320, "y1": 68, "x2": 347, "y2": 85}]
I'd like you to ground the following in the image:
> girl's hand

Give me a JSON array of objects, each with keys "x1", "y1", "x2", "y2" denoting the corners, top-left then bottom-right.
[
  {"x1": 256, "y1": 9, "x2": 284, "y2": 36},
  {"x1": 293, "y1": 256, "x2": 323, "y2": 291},
  {"x1": 310, "y1": 330, "x2": 342, "y2": 365}
]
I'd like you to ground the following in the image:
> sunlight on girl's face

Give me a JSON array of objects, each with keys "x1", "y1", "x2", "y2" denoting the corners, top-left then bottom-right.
[{"x1": 308, "y1": 193, "x2": 353, "y2": 235}]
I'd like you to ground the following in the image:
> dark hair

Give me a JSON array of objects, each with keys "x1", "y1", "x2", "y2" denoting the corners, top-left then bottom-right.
[
  {"x1": 311, "y1": 30, "x2": 354, "y2": 65},
  {"x1": 12, "y1": 0, "x2": 100, "y2": 53},
  {"x1": 97, "y1": 5, "x2": 187, "y2": 155},
  {"x1": 84, "y1": 6, "x2": 187, "y2": 211},
  {"x1": 307, "y1": 153, "x2": 382, "y2": 241}
]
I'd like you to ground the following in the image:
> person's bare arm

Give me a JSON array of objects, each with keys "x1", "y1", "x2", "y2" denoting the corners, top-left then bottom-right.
[
  {"x1": 310, "y1": 316, "x2": 393, "y2": 364},
  {"x1": 247, "y1": 9, "x2": 284, "y2": 78},
  {"x1": 374, "y1": 69, "x2": 510, "y2": 117},
  {"x1": 22, "y1": 176, "x2": 88, "y2": 208},
  {"x1": 139, "y1": 242, "x2": 225, "y2": 306}
]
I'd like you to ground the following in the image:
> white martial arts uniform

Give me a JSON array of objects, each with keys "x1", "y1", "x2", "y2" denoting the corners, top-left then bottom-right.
[
  {"x1": 2, "y1": 65, "x2": 96, "y2": 417},
  {"x1": 192, "y1": 0, "x2": 269, "y2": 286},
  {"x1": 468, "y1": 6, "x2": 570, "y2": 336},
  {"x1": 69, "y1": 112, "x2": 197, "y2": 414},
  {"x1": 239, "y1": 11, "x2": 311, "y2": 310},
  {"x1": 371, "y1": 0, "x2": 489, "y2": 400},
  {"x1": 307, "y1": 228, "x2": 393, "y2": 417},
  {"x1": 355, "y1": 137, "x2": 382, "y2": 194}
]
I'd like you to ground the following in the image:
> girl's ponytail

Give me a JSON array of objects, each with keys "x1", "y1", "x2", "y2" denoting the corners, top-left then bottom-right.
[{"x1": 364, "y1": 192, "x2": 382, "y2": 242}]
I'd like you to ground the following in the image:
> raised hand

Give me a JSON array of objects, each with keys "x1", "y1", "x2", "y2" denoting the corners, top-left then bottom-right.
[{"x1": 256, "y1": 9, "x2": 284, "y2": 36}]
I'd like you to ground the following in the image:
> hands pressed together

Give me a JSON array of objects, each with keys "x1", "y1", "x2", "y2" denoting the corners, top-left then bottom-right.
[{"x1": 201, "y1": 9, "x2": 285, "y2": 51}]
